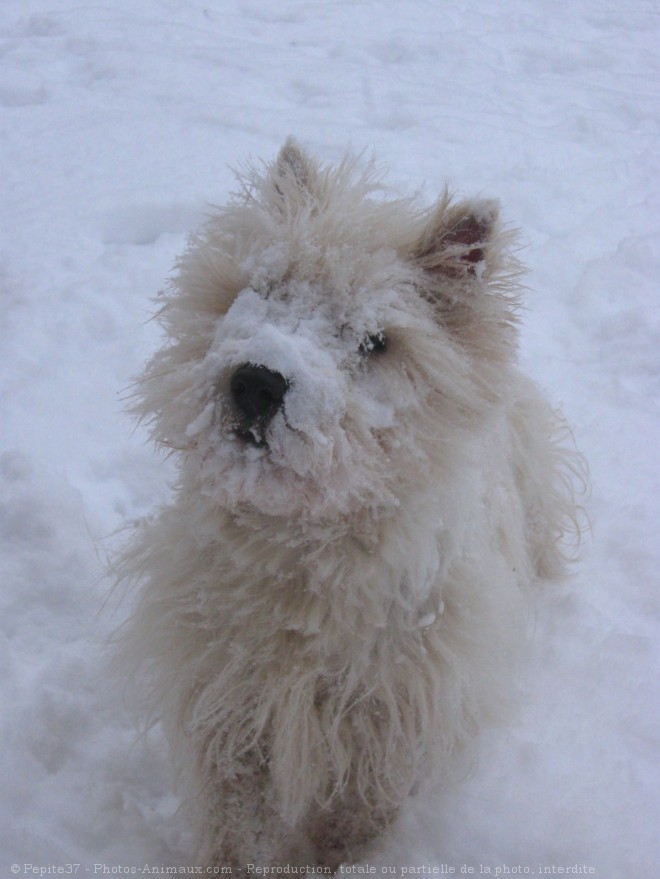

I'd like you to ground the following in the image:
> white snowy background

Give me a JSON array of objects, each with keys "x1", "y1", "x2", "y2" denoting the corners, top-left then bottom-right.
[{"x1": 1, "y1": 0, "x2": 658, "y2": 875}]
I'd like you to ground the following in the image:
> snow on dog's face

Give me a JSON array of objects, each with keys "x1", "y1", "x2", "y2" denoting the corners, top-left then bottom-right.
[{"x1": 135, "y1": 141, "x2": 520, "y2": 521}]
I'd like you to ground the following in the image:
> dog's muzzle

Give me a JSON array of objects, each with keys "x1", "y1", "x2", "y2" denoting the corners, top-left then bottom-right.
[{"x1": 230, "y1": 363, "x2": 289, "y2": 446}]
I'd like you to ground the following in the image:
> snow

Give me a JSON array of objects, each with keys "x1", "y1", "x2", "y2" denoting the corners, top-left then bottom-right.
[{"x1": 1, "y1": 0, "x2": 658, "y2": 874}]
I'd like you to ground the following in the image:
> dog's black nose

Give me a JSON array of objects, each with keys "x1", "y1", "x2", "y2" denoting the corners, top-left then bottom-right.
[{"x1": 230, "y1": 364, "x2": 289, "y2": 426}]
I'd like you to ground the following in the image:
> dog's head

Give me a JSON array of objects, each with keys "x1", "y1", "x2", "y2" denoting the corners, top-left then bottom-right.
[{"x1": 134, "y1": 140, "x2": 521, "y2": 521}]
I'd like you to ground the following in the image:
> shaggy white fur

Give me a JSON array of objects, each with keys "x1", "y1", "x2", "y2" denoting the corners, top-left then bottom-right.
[{"x1": 116, "y1": 140, "x2": 583, "y2": 871}]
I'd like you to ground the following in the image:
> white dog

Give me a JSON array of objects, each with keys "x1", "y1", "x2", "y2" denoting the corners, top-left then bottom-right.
[{"x1": 118, "y1": 140, "x2": 582, "y2": 871}]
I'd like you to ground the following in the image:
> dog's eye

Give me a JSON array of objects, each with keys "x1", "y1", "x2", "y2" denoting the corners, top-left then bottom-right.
[{"x1": 359, "y1": 332, "x2": 387, "y2": 357}]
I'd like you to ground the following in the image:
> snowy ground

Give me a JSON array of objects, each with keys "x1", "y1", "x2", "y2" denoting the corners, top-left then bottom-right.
[{"x1": 1, "y1": 0, "x2": 658, "y2": 875}]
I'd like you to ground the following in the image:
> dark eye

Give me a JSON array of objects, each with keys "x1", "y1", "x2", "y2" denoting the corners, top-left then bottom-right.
[{"x1": 359, "y1": 332, "x2": 387, "y2": 356}]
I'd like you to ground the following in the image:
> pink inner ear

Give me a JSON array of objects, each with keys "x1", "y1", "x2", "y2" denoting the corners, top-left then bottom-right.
[{"x1": 444, "y1": 214, "x2": 490, "y2": 265}]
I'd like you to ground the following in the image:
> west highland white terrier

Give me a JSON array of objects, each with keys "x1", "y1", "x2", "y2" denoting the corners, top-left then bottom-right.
[{"x1": 118, "y1": 140, "x2": 582, "y2": 872}]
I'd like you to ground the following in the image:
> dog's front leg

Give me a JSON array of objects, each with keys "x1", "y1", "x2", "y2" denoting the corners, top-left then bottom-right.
[{"x1": 198, "y1": 752, "x2": 315, "y2": 874}]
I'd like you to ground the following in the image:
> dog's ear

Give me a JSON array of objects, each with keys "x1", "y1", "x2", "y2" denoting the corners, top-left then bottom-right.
[
  {"x1": 413, "y1": 196, "x2": 500, "y2": 280},
  {"x1": 413, "y1": 195, "x2": 521, "y2": 362},
  {"x1": 270, "y1": 138, "x2": 317, "y2": 207},
  {"x1": 276, "y1": 138, "x2": 313, "y2": 189}
]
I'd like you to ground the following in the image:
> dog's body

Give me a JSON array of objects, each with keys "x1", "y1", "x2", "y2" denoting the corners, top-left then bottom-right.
[{"x1": 119, "y1": 141, "x2": 581, "y2": 870}]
